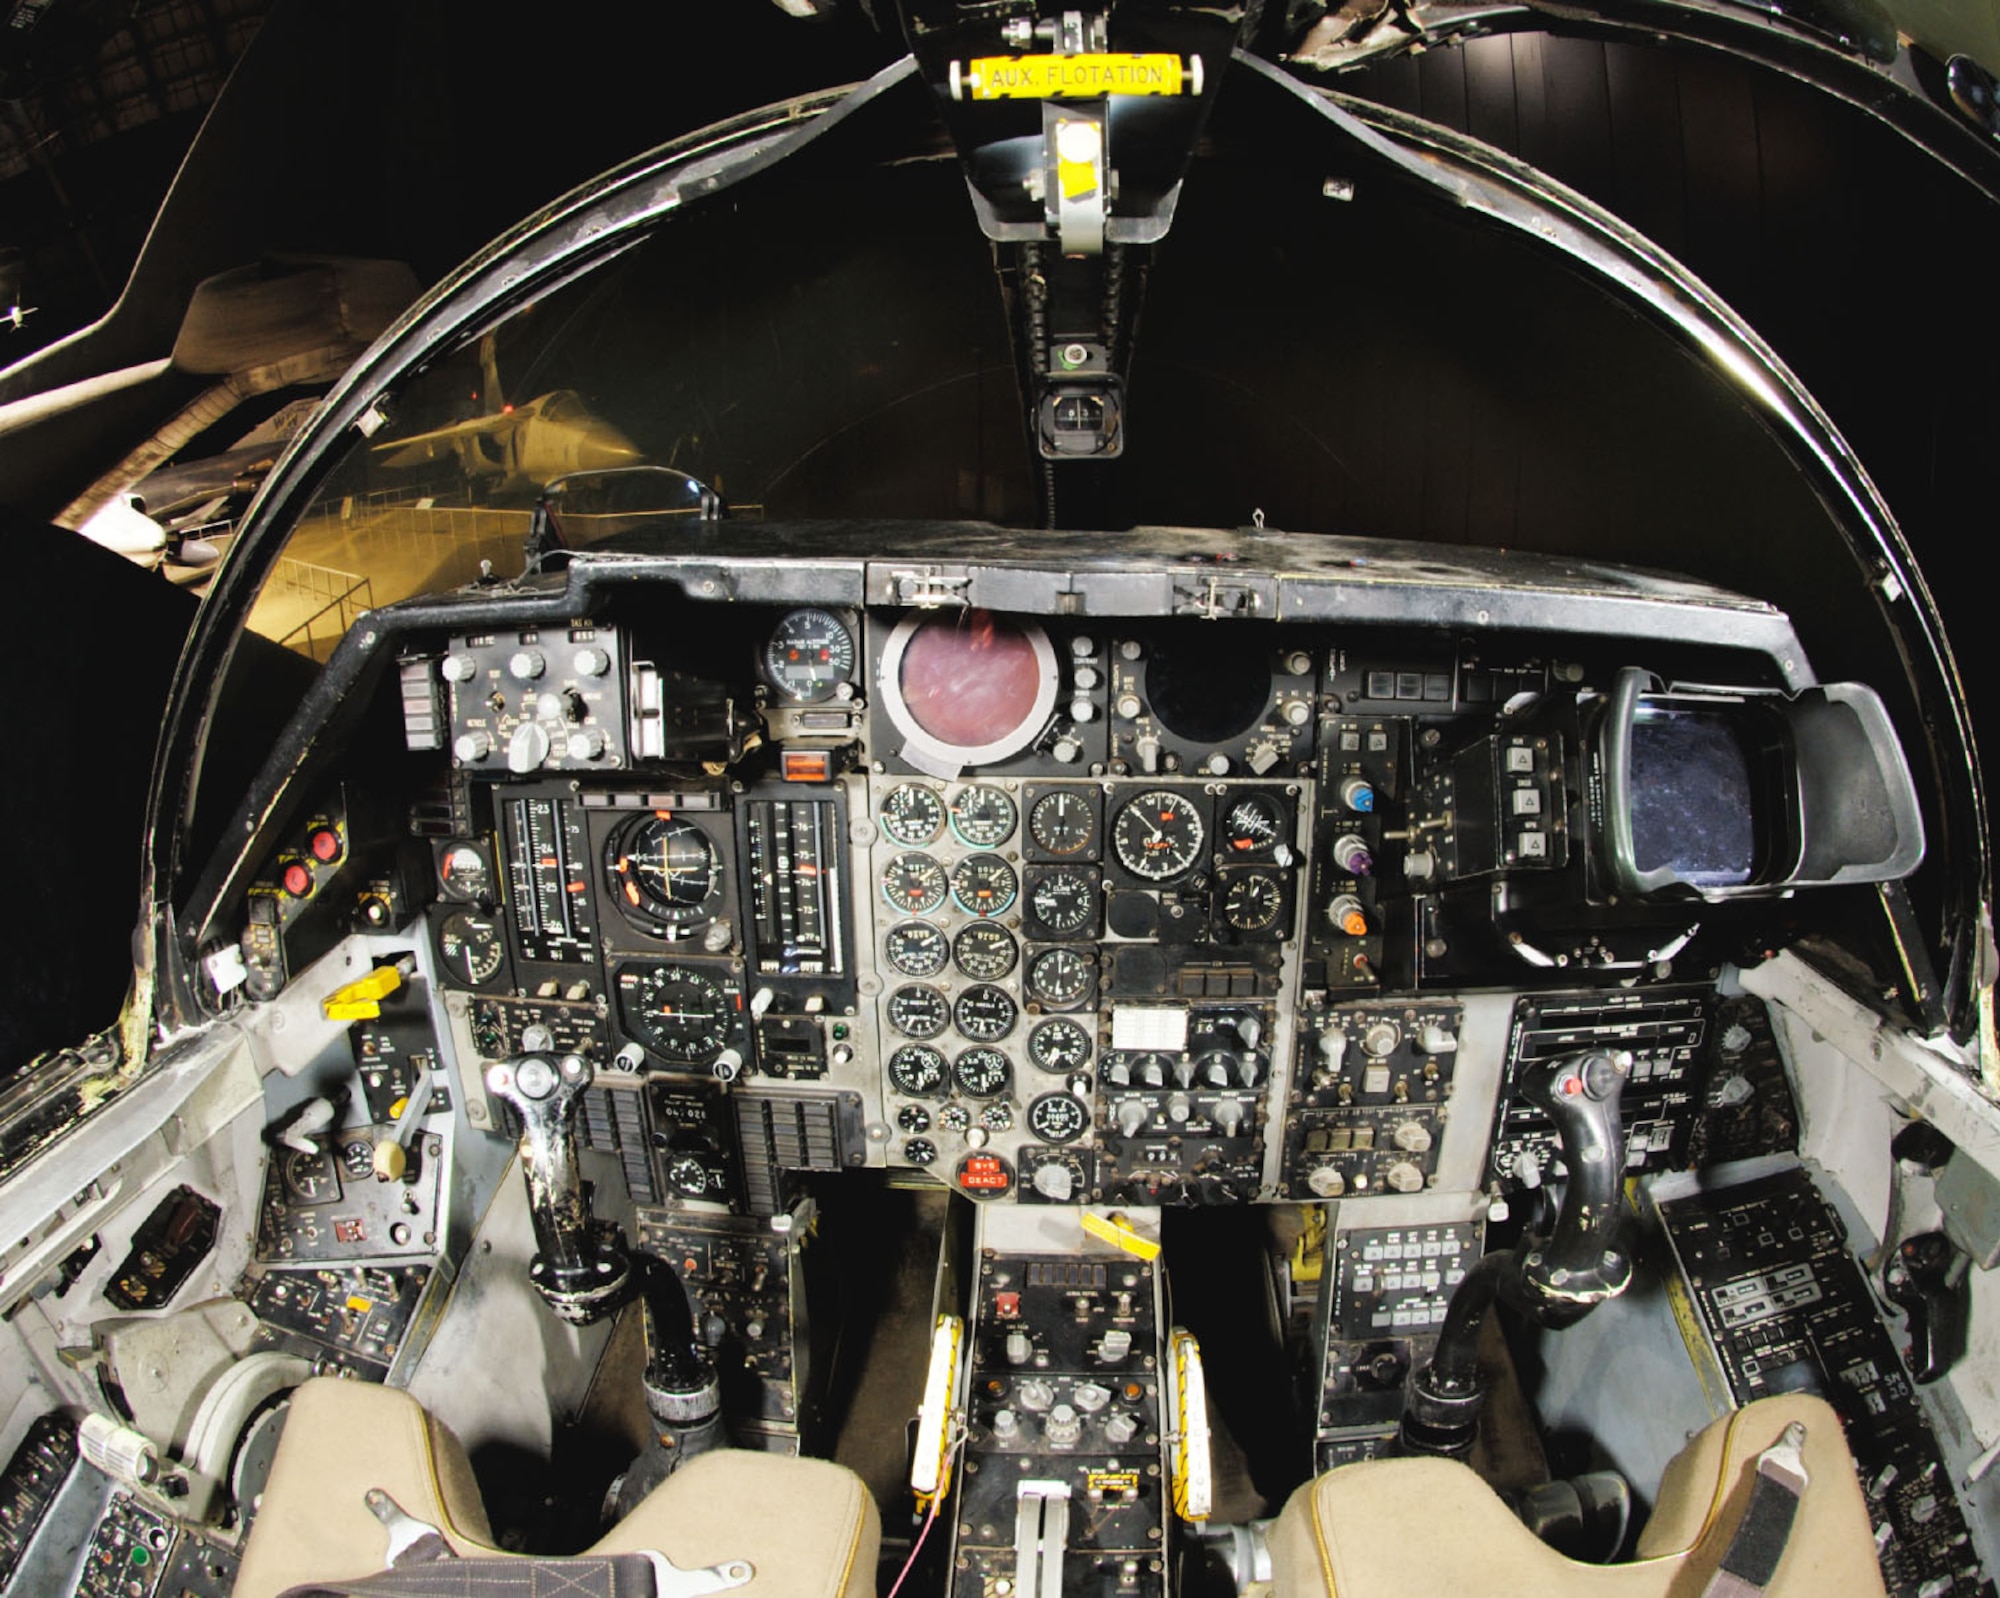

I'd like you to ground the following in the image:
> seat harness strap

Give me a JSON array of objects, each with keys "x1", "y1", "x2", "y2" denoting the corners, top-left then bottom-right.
[
  {"x1": 275, "y1": 1489, "x2": 754, "y2": 1598},
  {"x1": 1700, "y1": 1420, "x2": 1811, "y2": 1598}
]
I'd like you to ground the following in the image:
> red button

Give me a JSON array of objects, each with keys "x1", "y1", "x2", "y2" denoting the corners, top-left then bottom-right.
[
  {"x1": 281, "y1": 862, "x2": 313, "y2": 898},
  {"x1": 309, "y1": 827, "x2": 343, "y2": 863}
]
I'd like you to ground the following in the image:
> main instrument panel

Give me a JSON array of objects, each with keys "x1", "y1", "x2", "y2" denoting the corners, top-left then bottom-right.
[{"x1": 201, "y1": 577, "x2": 1804, "y2": 1221}]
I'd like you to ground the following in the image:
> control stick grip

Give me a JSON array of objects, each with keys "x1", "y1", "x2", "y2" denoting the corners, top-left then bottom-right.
[
  {"x1": 486, "y1": 1053, "x2": 632, "y2": 1323},
  {"x1": 1517, "y1": 1050, "x2": 1632, "y2": 1282}
]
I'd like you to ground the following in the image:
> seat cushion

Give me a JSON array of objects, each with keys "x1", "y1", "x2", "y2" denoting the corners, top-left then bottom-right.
[
  {"x1": 1267, "y1": 1395, "x2": 1885, "y2": 1598},
  {"x1": 234, "y1": 1377, "x2": 879, "y2": 1598}
]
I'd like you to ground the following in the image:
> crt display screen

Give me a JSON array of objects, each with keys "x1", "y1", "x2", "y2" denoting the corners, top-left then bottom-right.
[
  {"x1": 898, "y1": 610, "x2": 1044, "y2": 751},
  {"x1": 1629, "y1": 708, "x2": 1757, "y2": 887}
]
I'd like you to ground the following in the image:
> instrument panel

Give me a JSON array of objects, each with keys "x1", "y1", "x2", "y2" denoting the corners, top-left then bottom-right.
[{"x1": 225, "y1": 585, "x2": 1813, "y2": 1217}]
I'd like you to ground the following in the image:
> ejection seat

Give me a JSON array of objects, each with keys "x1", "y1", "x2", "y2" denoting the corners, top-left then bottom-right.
[
  {"x1": 1264, "y1": 1393, "x2": 1886, "y2": 1598},
  {"x1": 233, "y1": 1377, "x2": 880, "y2": 1598}
]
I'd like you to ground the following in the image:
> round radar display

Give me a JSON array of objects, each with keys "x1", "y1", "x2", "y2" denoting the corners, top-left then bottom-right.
[
  {"x1": 878, "y1": 610, "x2": 1058, "y2": 771},
  {"x1": 761, "y1": 608, "x2": 856, "y2": 703}
]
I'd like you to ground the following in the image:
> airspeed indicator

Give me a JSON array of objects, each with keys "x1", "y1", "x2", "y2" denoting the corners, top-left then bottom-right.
[{"x1": 1112, "y1": 790, "x2": 1205, "y2": 881}]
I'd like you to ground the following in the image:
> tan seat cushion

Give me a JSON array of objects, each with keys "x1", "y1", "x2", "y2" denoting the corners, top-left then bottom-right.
[
  {"x1": 1267, "y1": 1394, "x2": 1886, "y2": 1598},
  {"x1": 234, "y1": 1377, "x2": 879, "y2": 1598}
]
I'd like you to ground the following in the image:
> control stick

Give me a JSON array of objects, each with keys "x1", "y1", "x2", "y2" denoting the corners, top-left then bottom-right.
[
  {"x1": 486, "y1": 1053, "x2": 634, "y2": 1323},
  {"x1": 486, "y1": 1053, "x2": 723, "y2": 1494},
  {"x1": 1400, "y1": 1050, "x2": 1634, "y2": 1459}
]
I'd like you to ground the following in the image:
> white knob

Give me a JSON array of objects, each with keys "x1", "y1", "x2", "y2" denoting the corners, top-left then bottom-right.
[
  {"x1": 442, "y1": 653, "x2": 479, "y2": 683},
  {"x1": 508, "y1": 648, "x2": 546, "y2": 680},
  {"x1": 454, "y1": 731, "x2": 491, "y2": 763},
  {"x1": 1306, "y1": 1165, "x2": 1346, "y2": 1198},
  {"x1": 507, "y1": 721, "x2": 552, "y2": 773},
  {"x1": 573, "y1": 647, "x2": 610, "y2": 677}
]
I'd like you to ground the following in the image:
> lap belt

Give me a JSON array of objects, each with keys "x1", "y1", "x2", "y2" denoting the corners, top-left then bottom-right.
[
  {"x1": 276, "y1": 1490, "x2": 754, "y2": 1598},
  {"x1": 1700, "y1": 1420, "x2": 1810, "y2": 1598}
]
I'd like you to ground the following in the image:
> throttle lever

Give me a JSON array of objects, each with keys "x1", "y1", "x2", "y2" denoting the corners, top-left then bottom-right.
[{"x1": 1883, "y1": 1231, "x2": 1970, "y2": 1383}]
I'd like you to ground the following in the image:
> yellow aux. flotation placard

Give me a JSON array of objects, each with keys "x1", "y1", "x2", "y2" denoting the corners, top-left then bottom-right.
[{"x1": 961, "y1": 53, "x2": 1189, "y2": 100}]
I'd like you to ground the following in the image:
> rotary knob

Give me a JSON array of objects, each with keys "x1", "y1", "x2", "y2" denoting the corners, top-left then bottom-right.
[
  {"x1": 507, "y1": 721, "x2": 552, "y2": 773},
  {"x1": 1306, "y1": 1165, "x2": 1346, "y2": 1198}
]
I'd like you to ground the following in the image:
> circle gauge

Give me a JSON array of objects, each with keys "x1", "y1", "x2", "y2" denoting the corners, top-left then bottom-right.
[
  {"x1": 437, "y1": 910, "x2": 505, "y2": 988},
  {"x1": 888, "y1": 1045, "x2": 948, "y2": 1098},
  {"x1": 1222, "y1": 871, "x2": 1284, "y2": 932},
  {"x1": 618, "y1": 964, "x2": 731, "y2": 1065},
  {"x1": 953, "y1": 923, "x2": 1018, "y2": 981},
  {"x1": 953, "y1": 985, "x2": 1018, "y2": 1043},
  {"x1": 887, "y1": 985, "x2": 950, "y2": 1040},
  {"x1": 882, "y1": 853, "x2": 949, "y2": 916},
  {"x1": 1028, "y1": 1017, "x2": 1092, "y2": 1073},
  {"x1": 1113, "y1": 790, "x2": 1206, "y2": 881},
  {"x1": 949, "y1": 786, "x2": 1017, "y2": 847},
  {"x1": 952, "y1": 1047, "x2": 1012, "y2": 1098},
  {"x1": 1027, "y1": 1092, "x2": 1090, "y2": 1145},
  {"x1": 880, "y1": 784, "x2": 945, "y2": 847},
  {"x1": 885, "y1": 921, "x2": 949, "y2": 978},
  {"x1": 762, "y1": 607, "x2": 856, "y2": 703},
  {"x1": 877, "y1": 610, "x2": 1059, "y2": 770},
  {"x1": 604, "y1": 814, "x2": 721, "y2": 931},
  {"x1": 438, "y1": 842, "x2": 494, "y2": 901},
  {"x1": 1029, "y1": 868, "x2": 1096, "y2": 937},
  {"x1": 951, "y1": 855, "x2": 1018, "y2": 919},
  {"x1": 1029, "y1": 790, "x2": 1094, "y2": 855},
  {"x1": 1221, "y1": 792, "x2": 1287, "y2": 857},
  {"x1": 1027, "y1": 947, "x2": 1094, "y2": 1008}
]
